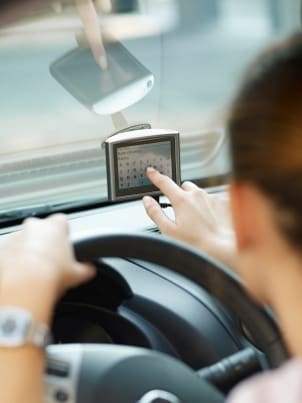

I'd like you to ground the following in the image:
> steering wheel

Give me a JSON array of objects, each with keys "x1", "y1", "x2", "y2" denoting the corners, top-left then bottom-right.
[{"x1": 45, "y1": 231, "x2": 288, "y2": 403}]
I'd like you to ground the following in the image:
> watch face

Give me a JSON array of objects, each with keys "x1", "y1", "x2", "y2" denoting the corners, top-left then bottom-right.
[{"x1": 0, "y1": 308, "x2": 31, "y2": 346}]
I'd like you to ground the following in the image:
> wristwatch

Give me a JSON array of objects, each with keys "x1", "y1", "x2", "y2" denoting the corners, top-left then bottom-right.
[{"x1": 0, "y1": 307, "x2": 51, "y2": 348}]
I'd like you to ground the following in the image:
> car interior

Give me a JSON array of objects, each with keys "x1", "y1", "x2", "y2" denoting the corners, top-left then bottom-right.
[{"x1": 0, "y1": 0, "x2": 301, "y2": 402}]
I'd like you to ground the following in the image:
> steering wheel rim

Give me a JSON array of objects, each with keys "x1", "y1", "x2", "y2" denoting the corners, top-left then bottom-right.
[{"x1": 72, "y1": 230, "x2": 288, "y2": 368}]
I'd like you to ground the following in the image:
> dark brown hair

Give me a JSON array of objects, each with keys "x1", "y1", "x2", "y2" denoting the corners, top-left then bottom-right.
[{"x1": 228, "y1": 32, "x2": 302, "y2": 248}]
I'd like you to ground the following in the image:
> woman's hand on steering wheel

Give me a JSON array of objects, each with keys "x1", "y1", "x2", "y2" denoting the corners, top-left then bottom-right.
[{"x1": 0, "y1": 215, "x2": 95, "y2": 323}]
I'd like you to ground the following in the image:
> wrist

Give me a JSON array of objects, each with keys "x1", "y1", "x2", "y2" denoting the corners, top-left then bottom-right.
[{"x1": 201, "y1": 233, "x2": 237, "y2": 270}]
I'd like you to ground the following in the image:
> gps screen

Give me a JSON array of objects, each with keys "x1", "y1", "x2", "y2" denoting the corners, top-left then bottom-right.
[{"x1": 117, "y1": 141, "x2": 172, "y2": 190}]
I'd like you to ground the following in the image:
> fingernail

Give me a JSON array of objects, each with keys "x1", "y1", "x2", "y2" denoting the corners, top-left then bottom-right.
[
  {"x1": 87, "y1": 264, "x2": 96, "y2": 277},
  {"x1": 143, "y1": 195, "x2": 153, "y2": 208},
  {"x1": 82, "y1": 263, "x2": 96, "y2": 278},
  {"x1": 99, "y1": 55, "x2": 108, "y2": 70},
  {"x1": 146, "y1": 166, "x2": 155, "y2": 174}
]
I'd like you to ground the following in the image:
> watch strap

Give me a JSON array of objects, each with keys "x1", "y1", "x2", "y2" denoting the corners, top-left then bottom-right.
[{"x1": 0, "y1": 306, "x2": 51, "y2": 348}]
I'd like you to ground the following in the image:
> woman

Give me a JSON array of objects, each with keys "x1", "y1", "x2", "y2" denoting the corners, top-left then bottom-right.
[{"x1": 144, "y1": 32, "x2": 302, "y2": 401}]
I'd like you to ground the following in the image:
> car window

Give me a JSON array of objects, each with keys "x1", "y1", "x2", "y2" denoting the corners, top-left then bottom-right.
[{"x1": 0, "y1": 0, "x2": 301, "y2": 224}]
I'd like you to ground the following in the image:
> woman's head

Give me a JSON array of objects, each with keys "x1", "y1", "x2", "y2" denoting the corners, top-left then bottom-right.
[
  {"x1": 227, "y1": 32, "x2": 302, "y2": 302},
  {"x1": 228, "y1": 32, "x2": 302, "y2": 253}
]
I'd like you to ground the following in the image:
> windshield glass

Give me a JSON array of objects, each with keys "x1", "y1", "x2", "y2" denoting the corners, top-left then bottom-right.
[{"x1": 0, "y1": 0, "x2": 301, "y2": 224}]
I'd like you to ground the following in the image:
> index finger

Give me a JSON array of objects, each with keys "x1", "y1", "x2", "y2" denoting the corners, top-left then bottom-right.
[
  {"x1": 75, "y1": 0, "x2": 107, "y2": 69},
  {"x1": 146, "y1": 167, "x2": 184, "y2": 205}
]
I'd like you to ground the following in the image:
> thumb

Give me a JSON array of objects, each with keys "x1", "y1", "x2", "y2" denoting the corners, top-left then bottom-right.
[
  {"x1": 143, "y1": 196, "x2": 174, "y2": 234},
  {"x1": 71, "y1": 262, "x2": 96, "y2": 287}
]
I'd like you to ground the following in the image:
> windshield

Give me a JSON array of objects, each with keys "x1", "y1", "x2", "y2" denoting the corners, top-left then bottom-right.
[{"x1": 0, "y1": 0, "x2": 301, "y2": 224}]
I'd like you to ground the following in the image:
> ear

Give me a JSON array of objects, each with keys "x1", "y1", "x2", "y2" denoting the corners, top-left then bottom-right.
[{"x1": 230, "y1": 182, "x2": 269, "y2": 252}]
